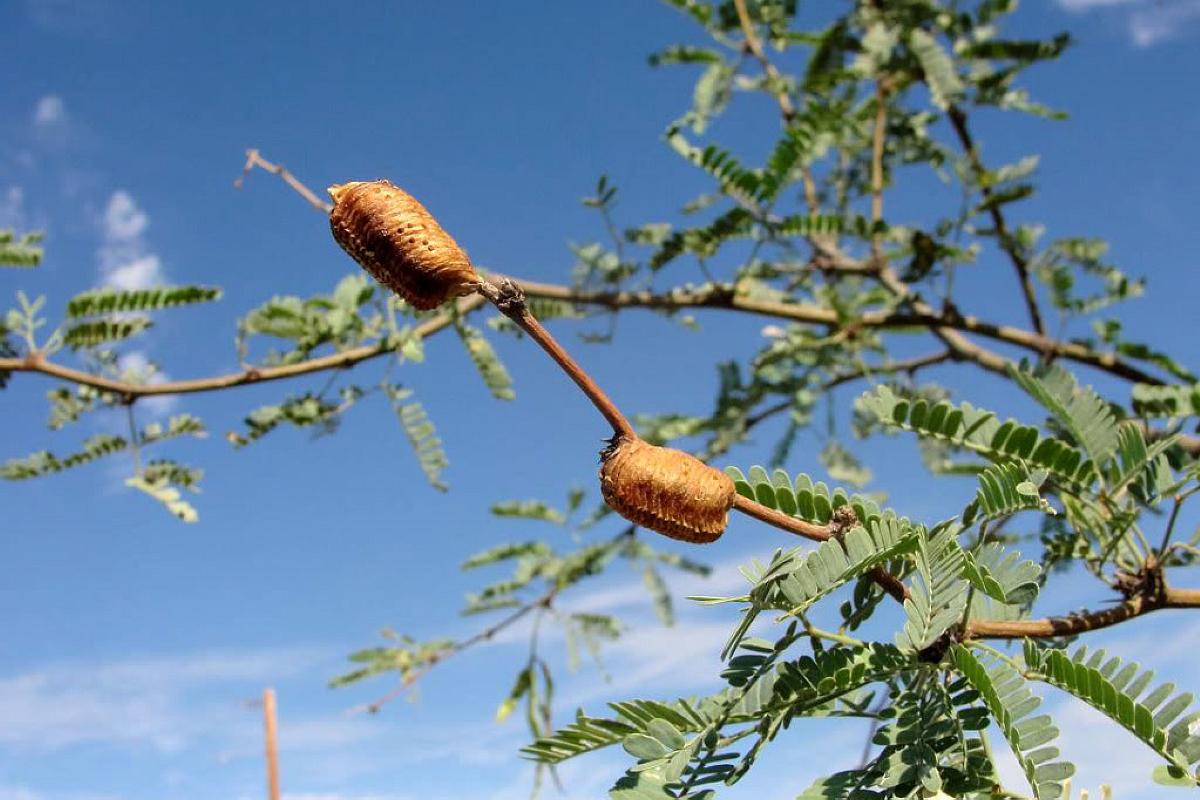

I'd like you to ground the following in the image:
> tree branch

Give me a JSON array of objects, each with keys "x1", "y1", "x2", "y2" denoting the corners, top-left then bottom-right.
[
  {"x1": 966, "y1": 585, "x2": 1200, "y2": 640},
  {"x1": 228, "y1": 149, "x2": 1166, "y2": 386},
  {"x1": 0, "y1": 295, "x2": 483, "y2": 398},
  {"x1": 742, "y1": 349, "x2": 955, "y2": 432}
]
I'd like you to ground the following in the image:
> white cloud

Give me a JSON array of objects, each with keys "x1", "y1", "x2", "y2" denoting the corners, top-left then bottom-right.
[
  {"x1": 0, "y1": 646, "x2": 330, "y2": 752},
  {"x1": 1130, "y1": 0, "x2": 1200, "y2": 45},
  {"x1": 0, "y1": 186, "x2": 26, "y2": 229},
  {"x1": 32, "y1": 96, "x2": 66, "y2": 128},
  {"x1": 106, "y1": 253, "x2": 164, "y2": 289},
  {"x1": 1056, "y1": 0, "x2": 1138, "y2": 10},
  {"x1": 283, "y1": 795, "x2": 413, "y2": 800},
  {"x1": 102, "y1": 189, "x2": 147, "y2": 241},
  {"x1": 0, "y1": 788, "x2": 43, "y2": 800},
  {"x1": 1055, "y1": 0, "x2": 1200, "y2": 46},
  {"x1": 97, "y1": 190, "x2": 165, "y2": 290}
]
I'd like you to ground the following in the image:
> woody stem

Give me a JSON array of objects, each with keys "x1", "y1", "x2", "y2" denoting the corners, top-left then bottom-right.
[
  {"x1": 477, "y1": 277, "x2": 635, "y2": 439},
  {"x1": 732, "y1": 494, "x2": 910, "y2": 602}
]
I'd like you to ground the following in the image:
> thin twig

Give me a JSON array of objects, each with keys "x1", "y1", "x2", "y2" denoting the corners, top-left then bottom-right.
[
  {"x1": 870, "y1": 79, "x2": 889, "y2": 261},
  {"x1": 352, "y1": 587, "x2": 559, "y2": 715},
  {"x1": 731, "y1": 494, "x2": 911, "y2": 602},
  {"x1": 743, "y1": 349, "x2": 955, "y2": 431},
  {"x1": 477, "y1": 277, "x2": 635, "y2": 438},
  {"x1": 0, "y1": 296, "x2": 483, "y2": 397},
  {"x1": 945, "y1": 106, "x2": 1045, "y2": 337},
  {"x1": 235, "y1": 149, "x2": 332, "y2": 213},
  {"x1": 732, "y1": 0, "x2": 819, "y2": 213}
]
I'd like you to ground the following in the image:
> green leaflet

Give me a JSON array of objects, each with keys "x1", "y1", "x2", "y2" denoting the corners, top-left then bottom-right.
[
  {"x1": 858, "y1": 384, "x2": 1097, "y2": 486},
  {"x1": 1, "y1": 433, "x2": 127, "y2": 480},
  {"x1": 908, "y1": 29, "x2": 963, "y2": 110},
  {"x1": 125, "y1": 473, "x2": 198, "y2": 523},
  {"x1": 1106, "y1": 422, "x2": 1178, "y2": 501},
  {"x1": 969, "y1": 461, "x2": 1052, "y2": 523},
  {"x1": 724, "y1": 465, "x2": 891, "y2": 527},
  {"x1": 228, "y1": 392, "x2": 347, "y2": 448},
  {"x1": 960, "y1": 541, "x2": 1041, "y2": 607},
  {"x1": 952, "y1": 646, "x2": 1073, "y2": 799},
  {"x1": 1009, "y1": 362, "x2": 1119, "y2": 468},
  {"x1": 1132, "y1": 382, "x2": 1200, "y2": 418},
  {"x1": 140, "y1": 413, "x2": 206, "y2": 445},
  {"x1": 665, "y1": 130, "x2": 760, "y2": 203},
  {"x1": 523, "y1": 644, "x2": 911, "y2": 767},
  {"x1": 489, "y1": 500, "x2": 566, "y2": 524},
  {"x1": 895, "y1": 522, "x2": 967, "y2": 653},
  {"x1": 649, "y1": 207, "x2": 754, "y2": 270},
  {"x1": 454, "y1": 320, "x2": 515, "y2": 401},
  {"x1": 65, "y1": 285, "x2": 222, "y2": 318},
  {"x1": 867, "y1": 676, "x2": 995, "y2": 797},
  {"x1": 719, "y1": 513, "x2": 917, "y2": 658},
  {"x1": 237, "y1": 274, "x2": 376, "y2": 365},
  {"x1": 0, "y1": 230, "x2": 43, "y2": 267},
  {"x1": 1025, "y1": 642, "x2": 1200, "y2": 785},
  {"x1": 647, "y1": 45, "x2": 722, "y2": 67},
  {"x1": 461, "y1": 541, "x2": 552, "y2": 571},
  {"x1": 46, "y1": 385, "x2": 108, "y2": 430},
  {"x1": 496, "y1": 666, "x2": 533, "y2": 723},
  {"x1": 140, "y1": 459, "x2": 203, "y2": 491},
  {"x1": 383, "y1": 384, "x2": 449, "y2": 491},
  {"x1": 963, "y1": 34, "x2": 1071, "y2": 63},
  {"x1": 62, "y1": 317, "x2": 152, "y2": 349}
]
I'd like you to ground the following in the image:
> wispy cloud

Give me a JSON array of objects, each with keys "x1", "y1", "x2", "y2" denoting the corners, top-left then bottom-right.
[
  {"x1": 1056, "y1": 0, "x2": 1200, "y2": 46},
  {"x1": 97, "y1": 189, "x2": 165, "y2": 289},
  {"x1": 0, "y1": 646, "x2": 331, "y2": 752},
  {"x1": 0, "y1": 186, "x2": 26, "y2": 230},
  {"x1": 1130, "y1": 0, "x2": 1200, "y2": 45},
  {"x1": 32, "y1": 96, "x2": 66, "y2": 128},
  {"x1": 1057, "y1": 0, "x2": 1138, "y2": 10}
]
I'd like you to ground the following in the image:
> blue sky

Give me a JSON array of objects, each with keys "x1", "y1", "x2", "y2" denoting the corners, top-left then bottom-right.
[{"x1": 2, "y1": 1, "x2": 1200, "y2": 799}]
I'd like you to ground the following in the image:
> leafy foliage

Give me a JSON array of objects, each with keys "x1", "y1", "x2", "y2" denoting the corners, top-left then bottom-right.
[
  {"x1": 969, "y1": 461, "x2": 1052, "y2": 523},
  {"x1": 952, "y1": 646, "x2": 1073, "y2": 799},
  {"x1": 1132, "y1": 382, "x2": 1200, "y2": 418},
  {"x1": 454, "y1": 319, "x2": 516, "y2": 401},
  {"x1": 384, "y1": 384, "x2": 449, "y2": 491},
  {"x1": 65, "y1": 285, "x2": 221, "y2": 318},
  {"x1": 1009, "y1": 363, "x2": 1118, "y2": 468},
  {"x1": 858, "y1": 385, "x2": 1097, "y2": 486},
  {"x1": 126, "y1": 473, "x2": 199, "y2": 523},
  {"x1": 1, "y1": 434, "x2": 127, "y2": 480},
  {"x1": 1025, "y1": 642, "x2": 1200, "y2": 785},
  {"x1": 61, "y1": 317, "x2": 153, "y2": 349},
  {"x1": 895, "y1": 522, "x2": 967, "y2": 653},
  {"x1": 960, "y1": 541, "x2": 1041, "y2": 607},
  {"x1": 3, "y1": 3, "x2": 1198, "y2": 799},
  {"x1": 0, "y1": 230, "x2": 44, "y2": 267}
]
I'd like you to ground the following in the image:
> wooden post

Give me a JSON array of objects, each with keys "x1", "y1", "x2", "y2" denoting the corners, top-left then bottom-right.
[{"x1": 262, "y1": 688, "x2": 281, "y2": 800}]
